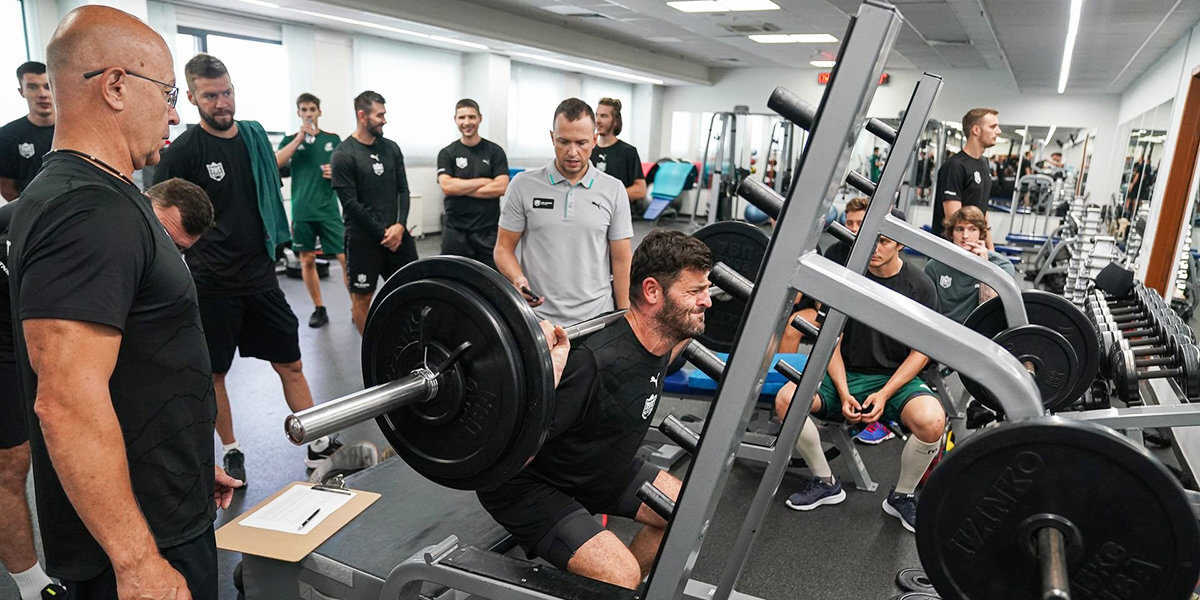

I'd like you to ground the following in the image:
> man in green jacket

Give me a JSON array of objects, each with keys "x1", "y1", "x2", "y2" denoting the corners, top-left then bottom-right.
[{"x1": 154, "y1": 53, "x2": 339, "y2": 485}]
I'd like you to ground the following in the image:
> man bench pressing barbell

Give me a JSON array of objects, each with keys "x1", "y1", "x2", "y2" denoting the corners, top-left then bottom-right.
[{"x1": 480, "y1": 229, "x2": 713, "y2": 589}]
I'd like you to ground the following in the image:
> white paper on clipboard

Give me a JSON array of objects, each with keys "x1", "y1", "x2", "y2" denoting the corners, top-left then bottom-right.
[{"x1": 238, "y1": 485, "x2": 356, "y2": 535}]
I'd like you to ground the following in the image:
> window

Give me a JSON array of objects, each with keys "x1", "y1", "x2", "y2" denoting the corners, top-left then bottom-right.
[
  {"x1": 508, "y1": 64, "x2": 567, "y2": 160},
  {"x1": 354, "y1": 36, "x2": 463, "y2": 161},
  {"x1": 2, "y1": 0, "x2": 30, "y2": 120},
  {"x1": 171, "y1": 28, "x2": 289, "y2": 135}
]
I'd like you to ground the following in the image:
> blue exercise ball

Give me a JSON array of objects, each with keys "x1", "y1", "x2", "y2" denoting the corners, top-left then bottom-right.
[{"x1": 744, "y1": 204, "x2": 770, "y2": 224}]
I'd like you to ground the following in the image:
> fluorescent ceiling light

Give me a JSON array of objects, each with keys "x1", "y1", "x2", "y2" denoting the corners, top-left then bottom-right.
[
  {"x1": 667, "y1": 0, "x2": 779, "y2": 13},
  {"x1": 510, "y1": 52, "x2": 664, "y2": 85},
  {"x1": 751, "y1": 33, "x2": 837, "y2": 44},
  {"x1": 1057, "y1": 0, "x2": 1083, "y2": 93},
  {"x1": 232, "y1": 0, "x2": 279, "y2": 8},
  {"x1": 810, "y1": 60, "x2": 836, "y2": 68},
  {"x1": 1042, "y1": 125, "x2": 1057, "y2": 146},
  {"x1": 430, "y1": 35, "x2": 489, "y2": 50}
]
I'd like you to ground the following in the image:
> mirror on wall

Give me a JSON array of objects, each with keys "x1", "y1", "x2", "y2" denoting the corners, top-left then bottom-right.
[{"x1": 1115, "y1": 99, "x2": 1173, "y2": 260}]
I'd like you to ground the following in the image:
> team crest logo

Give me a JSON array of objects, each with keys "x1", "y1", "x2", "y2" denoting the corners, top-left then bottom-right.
[
  {"x1": 642, "y1": 394, "x2": 658, "y2": 419},
  {"x1": 372, "y1": 162, "x2": 384, "y2": 176},
  {"x1": 455, "y1": 156, "x2": 468, "y2": 169},
  {"x1": 939, "y1": 274, "x2": 952, "y2": 288},
  {"x1": 206, "y1": 162, "x2": 225, "y2": 181},
  {"x1": 597, "y1": 161, "x2": 607, "y2": 172},
  {"x1": 324, "y1": 142, "x2": 334, "y2": 151},
  {"x1": 298, "y1": 144, "x2": 305, "y2": 150},
  {"x1": 357, "y1": 273, "x2": 367, "y2": 283},
  {"x1": 973, "y1": 171, "x2": 981, "y2": 184},
  {"x1": 17, "y1": 143, "x2": 34, "y2": 159}
]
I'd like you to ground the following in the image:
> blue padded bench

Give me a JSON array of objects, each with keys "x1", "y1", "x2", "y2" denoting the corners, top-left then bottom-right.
[
  {"x1": 643, "y1": 161, "x2": 694, "y2": 221},
  {"x1": 993, "y1": 244, "x2": 1022, "y2": 256},
  {"x1": 1006, "y1": 233, "x2": 1052, "y2": 245},
  {"x1": 687, "y1": 352, "x2": 808, "y2": 402}
]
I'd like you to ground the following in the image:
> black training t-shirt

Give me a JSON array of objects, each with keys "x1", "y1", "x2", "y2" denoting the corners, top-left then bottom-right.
[
  {"x1": 591, "y1": 140, "x2": 644, "y2": 189},
  {"x1": 8, "y1": 153, "x2": 216, "y2": 580},
  {"x1": 0, "y1": 200, "x2": 15, "y2": 363},
  {"x1": 932, "y1": 151, "x2": 992, "y2": 238},
  {"x1": 437, "y1": 138, "x2": 508, "y2": 232},
  {"x1": 154, "y1": 126, "x2": 277, "y2": 297},
  {"x1": 0, "y1": 116, "x2": 54, "y2": 196},
  {"x1": 839, "y1": 261, "x2": 939, "y2": 374},
  {"x1": 492, "y1": 318, "x2": 668, "y2": 501},
  {"x1": 331, "y1": 136, "x2": 410, "y2": 241}
]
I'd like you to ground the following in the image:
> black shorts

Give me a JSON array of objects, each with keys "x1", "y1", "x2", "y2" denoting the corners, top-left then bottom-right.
[
  {"x1": 63, "y1": 528, "x2": 217, "y2": 600},
  {"x1": 441, "y1": 226, "x2": 497, "y2": 270},
  {"x1": 0, "y1": 359, "x2": 28, "y2": 449},
  {"x1": 346, "y1": 230, "x2": 419, "y2": 294},
  {"x1": 198, "y1": 287, "x2": 301, "y2": 374},
  {"x1": 476, "y1": 460, "x2": 661, "y2": 569}
]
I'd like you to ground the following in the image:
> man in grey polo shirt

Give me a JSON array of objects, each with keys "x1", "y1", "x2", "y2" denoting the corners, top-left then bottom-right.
[{"x1": 495, "y1": 98, "x2": 633, "y2": 325}]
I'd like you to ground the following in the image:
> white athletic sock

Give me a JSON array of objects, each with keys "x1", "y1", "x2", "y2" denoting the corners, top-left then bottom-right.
[
  {"x1": 308, "y1": 436, "x2": 330, "y2": 453},
  {"x1": 895, "y1": 435, "x2": 941, "y2": 495},
  {"x1": 793, "y1": 418, "x2": 833, "y2": 480},
  {"x1": 221, "y1": 441, "x2": 240, "y2": 454},
  {"x1": 11, "y1": 563, "x2": 52, "y2": 600}
]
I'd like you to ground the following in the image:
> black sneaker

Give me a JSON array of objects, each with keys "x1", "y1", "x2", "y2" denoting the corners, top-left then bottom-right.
[
  {"x1": 882, "y1": 486, "x2": 917, "y2": 533},
  {"x1": 223, "y1": 448, "x2": 247, "y2": 486},
  {"x1": 965, "y1": 399, "x2": 998, "y2": 429},
  {"x1": 308, "y1": 306, "x2": 329, "y2": 328},
  {"x1": 306, "y1": 435, "x2": 344, "y2": 469},
  {"x1": 41, "y1": 583, "x2": 68, "y2": 600}
]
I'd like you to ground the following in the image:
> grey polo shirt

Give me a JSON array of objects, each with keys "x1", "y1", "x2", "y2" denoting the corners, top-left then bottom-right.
[{"x1": 499, "y1": 160, "x2": 633, "y2": 325}]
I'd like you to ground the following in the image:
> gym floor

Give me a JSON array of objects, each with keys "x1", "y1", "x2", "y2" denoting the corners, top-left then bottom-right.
[{"x1": 2, "y1": 218, "x2": 921, "y2": 600}]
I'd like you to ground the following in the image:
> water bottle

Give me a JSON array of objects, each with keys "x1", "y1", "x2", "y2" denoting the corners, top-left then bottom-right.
[{"x1": 304, "y1": 118, "x2": 315, "y2": 145}]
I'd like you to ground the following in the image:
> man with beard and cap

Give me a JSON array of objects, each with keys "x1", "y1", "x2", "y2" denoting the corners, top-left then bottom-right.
[
  {"x1": 477, "y1": 229, "x2": 711, "y2": 590},
  {"x1": 153, "y1": 53, "x2": 337, "y2": 485},
  {"x1": 330, "y1": 90, "x2": 418, "y2": 335},
  {"x1": 436, "y1": 98, "x2": 508, "y2": 270},
  {"x1": 6, "y1": 6, "x2": 241, "y2": 598},
  {"x1": 0, "y1": 61, "x2": 55, "y2": 201}
]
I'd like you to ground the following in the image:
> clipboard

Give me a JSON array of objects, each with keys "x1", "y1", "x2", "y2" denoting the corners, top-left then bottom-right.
[{"x1": 216, "y1": 481, "x2": 380, "y2": 562}]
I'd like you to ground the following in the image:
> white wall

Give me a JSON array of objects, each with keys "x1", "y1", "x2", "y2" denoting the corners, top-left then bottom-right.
[
  {"x1": 659, "y1": 67, "x2": 1123, "y2": 204},
  {"x1": 1115, "y1": 25, "x2": 1200, "y2": 285}
]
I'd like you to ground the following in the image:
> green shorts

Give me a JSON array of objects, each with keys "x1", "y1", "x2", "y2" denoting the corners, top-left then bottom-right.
[
  {"x1": 292, "y1": 218, "x2": 345, "y2": 254},
  {"x1": 815, "y1": 372, "x2": 934, "y2": 425}
]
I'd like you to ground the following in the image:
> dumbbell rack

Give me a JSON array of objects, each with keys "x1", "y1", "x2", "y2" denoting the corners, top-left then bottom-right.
[{"x1": 1124, "y1": 202, "x2": 1151, "y2": 269}]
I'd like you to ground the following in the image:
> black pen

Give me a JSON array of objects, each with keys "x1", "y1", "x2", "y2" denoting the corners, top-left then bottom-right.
[{"x1": 298, "y1": 508, "x2": 320, "y2": 530}]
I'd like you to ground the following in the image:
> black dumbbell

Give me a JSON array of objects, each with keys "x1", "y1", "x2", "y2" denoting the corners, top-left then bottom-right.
[
  {"x1": 1099, "y1": 321, "x2": 1191, "y2": 358},
  {"x1": 1088, "y1": 300, "x2": 1173, "y2": 326},
  {"x1": 1103, "y1": 331, "x2": 1193, "y2": 376},
  {"x1": 1111, "y1": 339, "x2": 1200, "y2": 402}
]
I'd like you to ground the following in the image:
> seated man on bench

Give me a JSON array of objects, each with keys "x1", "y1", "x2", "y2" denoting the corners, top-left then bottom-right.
[
  {"x1": 774, "y1": 232, "x2": 945, "y2": 533},
  {"x1": 477, "y1": 230, "x2": 713, "y2": 589},
  {"x1": 923, "y1": 206, "x2": 1015, "y2": 324}
]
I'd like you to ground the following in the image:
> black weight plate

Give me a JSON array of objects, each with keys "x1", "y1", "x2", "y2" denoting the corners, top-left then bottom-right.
[
  {"x1": 916, "y1": 418, "x2": 1200, "y2": 600},
  {"x1": 692, "y1": 221, "x2": 770, "y2": 352},
  {"x1": 889, "y1": 594, "x2": 940, "y2": 600},
  {"x1": 363, "y1": 257, "x2": 555, "y2": 490},
  {"x1": 896, "y1": 568, "x2": 936, "y2": 594},
  {"x1": 960, "y1": 324, "x2": 1078, "y2": 413},
  {"x1": 963, "y1": 290, "x2": 1101, "y2": 412}
]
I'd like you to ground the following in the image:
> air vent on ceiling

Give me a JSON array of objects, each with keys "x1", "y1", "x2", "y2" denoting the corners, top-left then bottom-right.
[
  {"x1": 926, "y1": 39, "x2": 972, "y2": 47},
  {"x1": 720, "y1": 23, "x2": 780, "y2": 34},
  {"x1": 539, "y1": 5, "x2": 609, "y2": 18}
]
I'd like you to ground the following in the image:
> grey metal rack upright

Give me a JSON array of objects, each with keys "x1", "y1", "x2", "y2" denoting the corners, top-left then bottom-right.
[{"x1": 646, "y1": 2, "x2": 1044, "y2": 600}]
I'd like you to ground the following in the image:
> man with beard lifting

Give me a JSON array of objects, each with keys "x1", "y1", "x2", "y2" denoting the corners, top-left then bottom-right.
[{"x1": 478, "y1": 229, "x2": 712, "y2": 590}]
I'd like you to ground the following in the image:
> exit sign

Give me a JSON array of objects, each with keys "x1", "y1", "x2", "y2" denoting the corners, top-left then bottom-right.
[{"x1": 819, "y1": 72, "x2": 889, "y2": 85}]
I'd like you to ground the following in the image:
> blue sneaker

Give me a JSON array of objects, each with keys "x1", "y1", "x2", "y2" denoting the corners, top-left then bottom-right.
[
  {"x1": 854, "y1": 422, "x2": 895, "y2": 444},
  {"x1": 785, "y1": 476, "x2": 846, "y2": 511},
  {"x1": 883, "y1": 487, "x2": 917, "y2": 533}
]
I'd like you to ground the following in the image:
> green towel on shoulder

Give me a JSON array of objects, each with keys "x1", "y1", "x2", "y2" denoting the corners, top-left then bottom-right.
[{"x1": 239, "y1": 119, "x2": 292, "y2": 258}]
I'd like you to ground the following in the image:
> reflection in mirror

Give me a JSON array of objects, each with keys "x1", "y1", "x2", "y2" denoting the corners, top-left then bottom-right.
[
  {"x1": 1115, "y1": 99, "x2": 1173, "y2": 263},
  {"x1": 666, "y1": 110, "x2": 807, "y2": 224}
]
